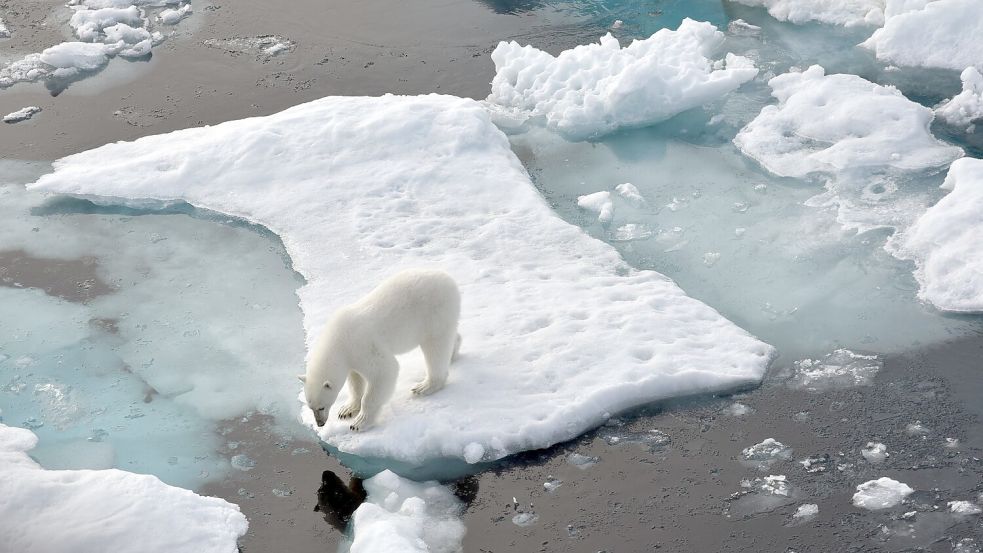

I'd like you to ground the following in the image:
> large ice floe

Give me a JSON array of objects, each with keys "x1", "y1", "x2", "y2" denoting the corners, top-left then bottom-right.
[
  {"x1": 888, "y1": 158, "x2": 983, "y2": 312},
  {"x1": 861, "y1": 0, "x2": 983, "y2": 72},
  {"x1": 727, "y1": 0, "x2": 888, "y2": 27},
  {"x1": 486, "y1": 18, "x2": 757, "y2": 139},
  {"x1": 30, "y1": 94, "x2": 774, "y2": 466},
  {"x1": 0, "y1": 423, "x2": 247, "y2": 553},
  {"x1": 347, "y1": 470, "x2": 465, "y2": 553}
]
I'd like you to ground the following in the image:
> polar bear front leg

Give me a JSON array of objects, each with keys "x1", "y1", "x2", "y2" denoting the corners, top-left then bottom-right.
[
  {"x1": 349, "y1": 356, "x2": 398, "y2": 432},
  {"x1": 337, "y1": 372, "x2": 365, "y2": 420}
]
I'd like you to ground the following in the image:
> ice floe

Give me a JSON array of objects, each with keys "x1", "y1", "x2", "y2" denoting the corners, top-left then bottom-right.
[
  {"x1": 742, "y1": 438, "x2": 793, "y2": 469},
  {"x1": 936, "y1": 67, "x2": 983, "y2": 130},
  {"x1": 3, "y1": 106, "x2": 41, "y2": 123},
  {"x1": 949, "y1": 500, "x2": 982, "y2": 515},
  {"x1": 0, "y1": 423, "x2": 247, "y2": 553},
  {"x1": 889, "y1": 158, "x2": 983, "y2": 312},
  {"x1": 729, "y1": 0, "x2": 886, "y2": 27},
  {"x1": 487, "y1": 19, "x2": 757, "y2": 139},
  {"x1": 159, "y1": 3, "x2": 191, "y2": 25},
  {"x1": 861, "y1": 0, "x2": 983, "y2": 72},
  {"x1": 348, "y1": 470, "x2": 464, "y2": 553},
  {"x1": 852, "y1": 477, "x2": 913, "y2": 510},
  {"x1": 577, "y1": 191, "x2": 615, "y2": 223},
  {"x1": 30, "y1": 94, "x2": 774, "y2": 466},
  {"x1": 793, "y1": 503, "x2": 819, "y2": 518}
]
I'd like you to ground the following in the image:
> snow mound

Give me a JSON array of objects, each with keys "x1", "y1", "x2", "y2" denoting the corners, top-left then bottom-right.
[
  {"x1": 890, "y1": 158, "x2": 983, "y2": 312},
  {"x1": 487, "y1": 19, "x2": 757, "y2": 139},
  {"x1": 30, "y1": 94, "x2": 774, "y2": 466},
  {"x1": 734, "y1": 65, "x2": 962, "y2": 179},
  {"x1": 861, "y1": 0, "x2": 983, "y2": 72},
  {"x1": 852, "y1": 477, "x2": 913, "y2": 510},
  {"x1": 0, "y1": 424, "x2": 247, "y2": 553},
  {"x1": 3, "y1": 106, "x2": 41, "y2": 123},
  {"x1": 936, "y1": 67, "x2": 983, "y2": 129},
  {"x1": 349, "y1": 470, "x2": 464, "y2": 553},
  {"x1": 729, "y1": 0, "x2": 886, "y2": 27}
]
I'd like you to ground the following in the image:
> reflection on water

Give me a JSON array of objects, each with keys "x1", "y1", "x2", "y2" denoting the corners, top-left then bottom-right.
[
  {"x1": 316, "y1": 471, "x2": 367, "y2": 531},
  {"x1": 474, "y1": 0, "x2": 726, "y2": 35}
]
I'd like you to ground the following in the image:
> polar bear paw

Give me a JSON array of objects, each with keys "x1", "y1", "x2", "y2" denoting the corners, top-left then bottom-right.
[
  {"x1": 349, "y1": 412, "x2": 371, "y2": 432},
  {"x1": 338, "y1": 402, "x2": 361, "y2": 419},
  {"x1": 411, "y1": 379, "x2": 442, "y2": 396}
]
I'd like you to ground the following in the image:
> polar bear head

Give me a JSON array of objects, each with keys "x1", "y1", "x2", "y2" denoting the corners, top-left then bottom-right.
[{"x1": 299, "y1": 375, "x2": 339, "y2": 427}]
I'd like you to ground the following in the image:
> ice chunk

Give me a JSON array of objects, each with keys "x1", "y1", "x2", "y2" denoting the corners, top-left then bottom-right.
[
  {"x1": 723, "y1": 402, "x2": 753, "y2": 416},
  {"x1": 734, "y1": 66, "x2": 962, "y2": 179},
  {"x1": 577, "y1": 191, "x2": 614, "y2": 223},
  {"x1": 615, "y1": 183, "x2": 646, "y2": 208},
  {"x1": 789, "y1": 349, "x2": 881, "y2": 391},
  {"x1": 348, "y1": 470, "x2": 464, "y2": 553},
  {"x1": 905, "y1": 420, "x2": 930, "y2": 435},
  {"x1": 0, "y1": 424, "x2": 247, "y2": 553},
  {"x1": 0, "y1": 17, "x2": 10, "y2": 38},
  {"x1": 742, "y1": 438, "x2": 793, "y2": 468},
  {"x1": 936, "y1": 67, "x2": 983, "y2": 129},
  {"x1": 512, "y1": 512, "x2": 539, "y2": 526},
  {"x1": 729, "y1": 0, "x2": 886, "y2": 27},
  {"x1": 852, "y1": 477, "x2": 913, "y2": 510},
  {"x1": 69, "y1": 6, "x2": 143, "y2": 42},
  {"x1": 567, "y1": 452, "x2": 600, "y2": 469},
  {"x1": 948, "y1": 500, "x2": 982, "y2": 515},
  {"x1": 889, "y1": 158, "x2": 983, "y2": 312},
  {"x1": 159, "y1": 3, "x2": 192, "y2": 25},
  {"x1": 793, "y1": 503, "x2": 819, "y2": 518},
  {"x1": 861, "y1": 442, "x2": 888, "y2": 463},
  {"x1": 861, "y1": 0, "x2": 983, "y2": 72},
  {"x1": 39, "y1": 41, "x2": 111, "y2": 72},
  {"x1": 30, "y1": 94, "x2": 774, "y2": 466},
  {"x1": 3, "y1": 106, "x2": 41, "y2": 123},
  {"x1": 487, "y1": 19, "x2": 757, "y2": 139}
]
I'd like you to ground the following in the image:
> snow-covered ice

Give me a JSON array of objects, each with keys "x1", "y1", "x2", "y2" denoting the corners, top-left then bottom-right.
[
  {"x1": 889, "y1": 158, "x2": 983, "y2": 312},
  {"x1": 861, "y1": 0, "x2": 983, "y2": 72},
  {"x1": 348, "y1": 470, "x2": 464, "y2": 553},
  {"x1": 861, "y1": 441, "x2": 888, "y2": 463},
  {"x1": 3, "y1": 106, "x2": 41, "y2": 123},
  {"x1": 0, "y1": 423, "x2": 247, "y2": 553},
  {"x1": 30, "y1": 94, "x2": 774, "y2": 466},
  {"x1": 487, "y1": 19, "x2": 757, "y2": 138},
  {"x1": 852, "y1": 477, "x2": 913, "y2": 510},
  {"x1": 789, "y1": 349, "x2": 881, "y2": 391},
  {"x1": 729, "y1": 0, "x2": 886, "y2": 27},
  {"x1": 936, "y1": 67, "x2": 983, "y2": 130}
]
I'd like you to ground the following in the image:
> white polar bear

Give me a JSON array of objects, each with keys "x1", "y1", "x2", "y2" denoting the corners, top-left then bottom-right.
[{"x1": 300, "y1": 269, "x2": 461, "y2": 431}]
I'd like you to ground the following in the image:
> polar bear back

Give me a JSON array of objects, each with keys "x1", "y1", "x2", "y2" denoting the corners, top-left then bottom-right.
[{"x1": 344, "y1": 269, "x2": 460, "y2": 355}]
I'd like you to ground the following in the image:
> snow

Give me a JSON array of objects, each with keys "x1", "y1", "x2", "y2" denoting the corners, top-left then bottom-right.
[
  {"x1": 852, "y1": 477, "x2": 914, "y2": 510},
  {"x1": 861, "y1": 442, "x2": 888, "y2": 463},
  {"x1": 486, "y1": 18, "x2": 758, "y2": 139},
  {"x1": 30, "y1": 94, "x2": 774, "y2": 466},
  {"x1": 577, "y1": 191, "x2": 614, "y2": 223},
  {"x1": 936, "y1": 67, "x2": 983, "y2": 129},
  {"x1": 729, "y1": 0, "x2": 886, "y2": 27},
  {"x1": 890, "y1": 158, "x2": 983, "y2": 312},
  {"x1": 348, "y1": 470, "x2": 464, "y2": 553},
  {"x1": 861, "y1": 0, "x2": 983, "y2": 72},
  {"x1": 3, "y1": 106, "x2": 41, "y2": 123},
  {"x1": 0, "y1": 423, "x2": 247, "y2": 553},
  {"x1": 734, "y1": 65, "x2": 961, "y2": 179}
]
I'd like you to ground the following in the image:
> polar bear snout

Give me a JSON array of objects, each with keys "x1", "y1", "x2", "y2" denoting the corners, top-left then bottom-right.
[{"x1": 312, "y1": 408, "x2": 327, "y2": 427}]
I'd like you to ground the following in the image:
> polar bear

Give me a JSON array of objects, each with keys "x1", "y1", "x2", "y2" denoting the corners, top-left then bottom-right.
[{"x1": 300, "y1": 269, "x2": 461, "y2": 431}]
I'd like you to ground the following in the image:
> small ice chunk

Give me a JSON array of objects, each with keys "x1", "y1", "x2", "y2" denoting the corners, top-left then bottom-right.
[
  {"x1": 949, "y1": 501, "x2": 982, "y2": 515},
  {"x1": 723, "y1": 402, "x2": 753, "y2": 416},
  {"x1": 463, "y1": 442, "x2": 484, "y2": 464},
  {"x1": 615, "y1": 182, "x2": 647, "y2": 208},
  {"x1": 789, "y1": 349, "x2": 881, "y2": 391},
  {"x1": 703, "y1": 252, "x2": 721, "y2": 267},
  {"x1": 512, "y1": 512, "x2": 539, "y2": 526},
  {"x1": 230, "y1": 454, "x2": 256, "y2": 471},
  {"x1": 610, "y1": 19, "x2": 624, "y2": 29},
  {"x1": 4, "y1": 106, "x2": 41, "y2": 124},
  {"x1": 906, "y1": 420, "x2": 930, "y2": 436},
  {"x1": 577, "y1": 191, "x2": 614, "y2": 223},
  {"x1": 852, "y1": 477, "x2": 914, "y2": 510},
  {"x1": 861, "y1": 442, "x2": 888, "y2": 463},
  {"x1": 936, "y1": 67, "x2": 983, "y2": 129},
  {"x1": 743, "y1": 438, "x2": 793, "y2": 466},
  {"x1": 734, "y1": 227, "x2": 747, "y2": 238},
  {"x1": 793, "y1": 503, "x2": 819, "y2": 518},
  {"x1": 567, "y1": 452, "x2": 599, "y2": 470},
  {"x1": 944, "y1": 437, "x2": 960, "y2": 448},
  {"x1": 612, "y1": 223, "x2": 653, "y2": 241},
  {"x1": 159, "y1": 3, "x2": 192, "y2": 25},
  {"x1": 760, "y1": 475, "x2": 791, "y2": 496},
  {"x1": 271, "y1": 487, "x2": 294, "y2": 497},
  {"x1": 0, "y1": 17, "x2": 9, "y2": 38},
  {"x1": 543, "y1": 476, "x2": 562, "y2": 493},
  {"x1": 727, "y1": 18, "x2": 761, "y2": 35}
]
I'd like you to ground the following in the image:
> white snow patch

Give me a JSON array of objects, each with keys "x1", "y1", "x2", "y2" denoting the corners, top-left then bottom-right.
[
  {"x1": 487, "y1": 19, "x2": 757, "y2": 139},
  {"x1": 852, "y1": 477, "x2": 913, "y2": 510},
  {"x1": 890, "y1": 158, "x2": 983, "y2": 312},
  {"x1": 0, "y1": 424, "x2": 247, "y2": 553},
  {"x1": 861, "y1": 442, "x2": 888, "y2": 463},
  {"x1": 789, "y1": 349, "x2": 881, "y2": 391},
  {"x1": 936, "y1": 67, "x2": 983, "y2": 129},
  {"x1": 729, "y1": 0, "x2": 886, "y2": 27},
  {"x1": 348, "y1": 470, "x2": 464, "y2": 553},
  {"x1": 793, "y1": 503, "x2": 819, "y2": 518},
  {"x1": 3, "y1": 106, "x2": 41, "y2": 123},
  {"x1": 861, "y1": 0, "x2": 983, "y2": 72},
  {"x1": 29, "y1": 94, "x2": 774, "y2": 466},
  {"x1": 949, "y1": 500, "x2": 982, "y2": 515},
  {"x1": 577, "y1": 190, "x2": 615, "y2": 223}
]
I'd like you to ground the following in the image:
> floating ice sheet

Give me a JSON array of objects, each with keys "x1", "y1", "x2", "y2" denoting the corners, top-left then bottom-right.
[
  {"x1": 729, "y1": 0, "x2": 886, "y2": 27},
  {"x1": 861, "y1": 0, "x2": 983, "y2": 72},
  {"x1": 31, "y1": 94, "x2": 774, "y2": 466},
  {"x1": 487, "y1": 19, "x2": 757, "y2": 139},
  {"x1": 0, "y1": 424, "x2": 247, "y2": 553}
]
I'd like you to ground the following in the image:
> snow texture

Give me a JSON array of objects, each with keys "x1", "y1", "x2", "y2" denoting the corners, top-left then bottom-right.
[
  {"x1": 734, "y1": 65, "x2": 961, "y2": 179},
  {"x1": 729, "y1": 0, "x2": 886, "y2": 27},
  {"x1": 3, "y1": 106, "x2": 41, "y2": 123},
  {"x1": 487, "y1": 19, "x2": 758, "y2": 139},
  {"x1": 30, "y1": 94, "x2": 774, "y2": 465},
  {"x1": 852, "y1": 477, "x2": 914, "y2": 510},
  {"x1": 0, "y1": 423, "x2": 247, "y2": 553},
  {"x1": 891, "y1": 158, "x2": 983, "y2": 312},
  {"x1": 349, "y1": 470, "x2": 464, "y2": 553},
  {"x1": 936, "y1": 67, "x2": 983, "y2": 129},
  {"x1": 861, "y1": 0, "x2": 983, "y2": 72}
]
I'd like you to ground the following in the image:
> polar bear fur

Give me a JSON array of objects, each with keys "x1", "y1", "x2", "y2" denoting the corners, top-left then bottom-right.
[{"x1": 301, "y1": 269, "x2": 461, "y2": 431}]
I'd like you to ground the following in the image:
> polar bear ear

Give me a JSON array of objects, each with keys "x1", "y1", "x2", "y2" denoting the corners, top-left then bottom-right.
[
  {"x1": 297, "y1": 374, "x2": 307, "y2": 383},
  {"x1": 323, "y1": 380, "x2": 332, "y2": 389}
]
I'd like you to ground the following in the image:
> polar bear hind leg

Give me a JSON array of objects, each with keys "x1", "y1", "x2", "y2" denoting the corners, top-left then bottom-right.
[{"x1": 413, "y1": 331, "x2": 459, "y2": 396}]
